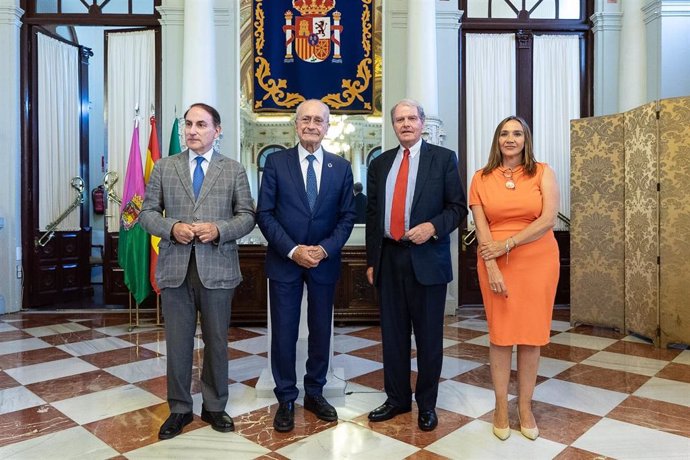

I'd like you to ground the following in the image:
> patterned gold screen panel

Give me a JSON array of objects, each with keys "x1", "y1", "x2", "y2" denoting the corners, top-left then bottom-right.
[
  {"x1": 570, "y1": 114, "x2": 626, "y2": 331},
  {"x1": 659, "y1": 96, "x2": 690, "y2": 347},
  {"x1": 624, "y1": 102, "x2": 659, "y2": 343}
]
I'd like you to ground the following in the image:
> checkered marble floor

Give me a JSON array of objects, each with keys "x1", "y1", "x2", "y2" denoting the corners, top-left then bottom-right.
[{"x1": 1, "y1": 308, "x2": 689, "y2": 459}]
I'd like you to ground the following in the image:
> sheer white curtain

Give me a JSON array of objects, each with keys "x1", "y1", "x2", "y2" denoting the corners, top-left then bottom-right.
[
  {"x1": 37, "y1": 33, "x2": 80, "y2": 231},
  {"x1": 465, "y1": 33, "x2": 516, "y2": 221},
  {"x1": 533, "y1": 35, "x2": 580, "y2": 230},
  {"x1": 106, "y1": 30, "x2": 155, "y2": 230}
]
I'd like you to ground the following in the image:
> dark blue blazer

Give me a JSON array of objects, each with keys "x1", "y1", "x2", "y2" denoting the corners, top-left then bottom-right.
[
  {"x1": 257, "y1": 146, "x2": 356, "y2": 284},
  {"x1": 366, "y1": 141, "x2": 467, "y2": 286}
]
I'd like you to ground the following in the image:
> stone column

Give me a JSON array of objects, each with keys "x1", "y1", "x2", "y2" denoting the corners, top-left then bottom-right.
[
  {"x1": 182, "y1": 0, "x2": 217, "y2": 108},
  {"x1": 618, "y1": 0, "x2": 646, "y2": 112},
  {"x1": 0, "y1": 0, "x2": 23, "y2": 314},
  {"x1": 157, "y1": 0, "x2": 185, "y2": 155},
  {"x1": 406, "y1": 0, "x2": 439, "y2": 129},
  {"x1": 590, "y1": 0, "x2": 622, "y2": 115}
]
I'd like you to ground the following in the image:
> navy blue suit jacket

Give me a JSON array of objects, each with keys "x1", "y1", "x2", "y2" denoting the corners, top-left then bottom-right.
[
  {"x1": 257, "y1": 146, "x2": 356, "y2": 284},
  {"x1": 366, "y1": 141, "x2": 467, "y2": 286}
]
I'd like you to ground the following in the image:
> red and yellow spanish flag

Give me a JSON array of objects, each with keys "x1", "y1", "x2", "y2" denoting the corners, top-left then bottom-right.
[{"x1": 144, "y1": 115, "x2": 161, "y2": 294}]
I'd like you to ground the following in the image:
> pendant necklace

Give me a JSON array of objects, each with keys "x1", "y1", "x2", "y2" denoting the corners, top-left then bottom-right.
[{"x1": 500, "y1": 167, "x2": 516, "y2": 190}]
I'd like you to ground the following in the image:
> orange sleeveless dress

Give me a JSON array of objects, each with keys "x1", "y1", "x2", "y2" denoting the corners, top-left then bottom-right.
[{"x1": 468, "y1": 162, "x2": 559, "y2": 346}]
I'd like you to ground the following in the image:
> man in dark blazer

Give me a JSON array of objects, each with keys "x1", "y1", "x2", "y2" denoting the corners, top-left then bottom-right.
[
  {"x1": 365, "y1": 99, "x2": 467, "y2": 431},
  {"x1": 257, "y1": 99, "x2": 356, "y2": 433},
  {"x1": 353, "y1": 182, "x2": 367, "y2": 224},
  {"x1": 139, "y1": 103, "x2": 255, "y2": 440}
]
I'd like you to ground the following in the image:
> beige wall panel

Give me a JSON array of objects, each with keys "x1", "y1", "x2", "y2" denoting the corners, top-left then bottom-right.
[
  {"x1": 624, "y1": 102, "x2": 659, "y2": 343},
  {"x1": 570, "y1": 115, "x2": 625, "y2": 330},
  {"x1": 658, "y1": 96, "x2": 690, "y2": 347}
]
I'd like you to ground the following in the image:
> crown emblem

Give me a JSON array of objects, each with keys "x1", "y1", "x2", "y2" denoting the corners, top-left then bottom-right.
[{"x1": 292, "y1": 0, "x2": 335, "y2": 16}]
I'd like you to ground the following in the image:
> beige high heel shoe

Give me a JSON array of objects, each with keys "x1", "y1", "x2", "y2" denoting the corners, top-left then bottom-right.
[
  {"x1": 492, "y1": 412, "x2": 510, "y2": 440},
  {"x1": 517, "y1": 411, "x2": 539, "y2": 440}
]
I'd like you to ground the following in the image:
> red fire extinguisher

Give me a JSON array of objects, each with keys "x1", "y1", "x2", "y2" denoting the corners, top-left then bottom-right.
[{"x1": 92, "y1": 185, "x2": 105, "y2": 215}]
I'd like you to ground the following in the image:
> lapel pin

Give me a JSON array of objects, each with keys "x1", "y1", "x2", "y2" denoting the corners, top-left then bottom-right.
[{"x1": 328, "y1": 163, "x2": 333, "y2": 168}]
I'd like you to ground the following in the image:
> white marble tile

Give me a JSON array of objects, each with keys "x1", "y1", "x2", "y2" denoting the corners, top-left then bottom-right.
[
  {"x1": 4, "y1": 357, "x2": 98, "y2": 385},
  {"x1": 0, "y1": 337, "x2": 51, "y2": 356},
  {"x1": 581, "y1": 351, "x2": 668, "y2": 376},
  {"x1": 436, "y1": 379, "x2": 506, "y2": 418},
  {"x1": 453, "y1": 318, "x2": 490, "y2": 333},
  {"x1": 550, "y1": 319, "x2": 572, "y2": 332},
  {"x1": 510, "y1": 355, "x2": 575, "y2": 378},
  {"x1": 533, "y1": 379, "x2": 627, "y2": 416},
  {"x1": 0, "y1": 386, "x2": 46, "y2": 415},
  {"x1": 222, "y1": 382, "x2": 274, "y2": 417},
  {"x1": 409, "y1": 336, "x2": 459, "y2": 350},
  {"x1": 572, "y1": 417, "x2": 690, "y2": 459},
  {"x1": 94, "y1": 323, "x2": 138, "y2": 336},
  {"x1": 331, "y1": 382, "x2": 386, "y2": 421},
  {"x1": 633, "y1": 377, "x2": 690, "y2": 408},
  {"x1": 22, "y1": 322, "x2": 90, "y2": 337},
  {"x1": 227, "y1": 354, "x2": 268, "y2": 382},
  {"x1": 56, "y1": 336, "x2": 134, "y2": 356},
  {"x1": 0, "y1": 426, "x2": 119, "y2": 460},
  {"x1": 105, "y1": 356, "x2": 167, "y2": 383},
  {"x1": 276, "y1": 422, "x2": 419, "y2": 459},
  {"x1": 672, "y1": 349, "x2": 690, "y2": 365},
  {"x1": 334, "y1": 325, "x2": 371, "y2": 335},
  {"x1": 333, "y1": 334, "x2": 379, "y2": 353},
  {"x1": 412, "y1": 355, "x2": 482, "y2": 379},
  {"x1": 126, "y1": 427, "x2": 270, "y2": 459},
  {"x1": 464, "y1": 333, "x2": 491, "y2": 347},
  {"x1": 228, "y1": 335, "x2": 268, "y2": 354},
  {"x1": 0, "y1": 322, "x2": 18, "y2": 333},
  {"x1": 330, "y1": 353, "x2": 382, "y2": 380},
  {"x1": 548, "y1": 332, "x2": 618, "y2": 350},
  {"x1": 622, "y1": 334, "x2": 653, "y2": 344},
  {"x1": 426, "y1": 419, "x2": 567, "y2": 459},
  {"x1": 52, "y1": 384, "x2": 163, "y2": 425}
]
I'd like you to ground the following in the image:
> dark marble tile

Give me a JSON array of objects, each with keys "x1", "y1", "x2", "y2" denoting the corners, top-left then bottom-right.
[
  {"x1": 0, "y1": 405, "x2": 77, "y2": 448},
  {"x1": 479, "y1": 399, "x2": 601, "y2": 445},
  {"x1": 352, "y1": 407, "x2": 472, "y2": 448},
  {"x1": 452, "y1": 364, "x2": 547, "y2": 395},
  {"x1": 228, "y1": 327, "x2": 264, "y2": 341},
  {"x1": 441, "y1": 325, "x2": 486, "y2": 342},
  {"x1": 116, "y1": 329, "x2": 166, "y2": 345},
  {"x1": 541, "y1": 342, "x2": 599, "y2": 363},
  {"x1": 349, "y1": 368, "x2": 418, "y2": 394},
  {"x1": 26, "y1": 370, "x2": 129, "y2": 403},
  {"x1": 346, "y1": 326, "x2": 382, "y2": 341},
  {"x1": 348, "y1": 343, "x2": 384, "y2": 362},
  {"x1": 255, "y1": 453, "x2": 291, "y2": 460},
  {"x1": 40, "y1": 329, "x2": 110, "y2": 345},
  {"x1": 406, "y1": 450, "x2": 450, "y2": 460},
  {"x1": 442, "y1": 343, "x2": 490, "y2": 364},
  {"x1": 554, "y1": 446, "x2": 613, "y2": 460},
  {"x1": 570, "y1": 324, "x2": 626, "y2": 340},
  {"x1": 0, "y1": 329, "x2": 33, "y2": 342},
  {"x1": 656, "y1": 362, "x2": 690, "y2": 384},
  {"x1": 0, "y1": 347, "x2": 73, "y2": 370},
  {"x1": 233, "y1": 403, "x2": 336, "y2": 451},
  {"x1": 79, "y1": 346, "x2": 161, "y2": 368},
  {"x1": 0, "y1": 371, "x2": 19, "y2": 390},
  {"x1": 604, "y1": 340, "x2": 682, "y2": 361},
  {"x1": 553, "y1": 364, "x2": 650, "y2": 393},
  {"x1": 607, "y1": 395, "x2": 690, "y2": 438}
]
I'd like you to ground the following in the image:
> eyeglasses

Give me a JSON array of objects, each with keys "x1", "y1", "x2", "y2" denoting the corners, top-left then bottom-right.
[{"x1": 298, "y1": 116, "x2": 327, "y2": 126}]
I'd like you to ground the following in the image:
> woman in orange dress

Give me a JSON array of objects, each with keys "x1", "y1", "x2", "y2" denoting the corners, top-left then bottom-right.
[{"x1": 468, "y1": 116, "x2": 560, "y2": 441}]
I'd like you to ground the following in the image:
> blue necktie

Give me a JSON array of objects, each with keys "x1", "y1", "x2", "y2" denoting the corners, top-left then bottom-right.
[
  {"x1": 306, "y1": 154, "x2": 317, "y2": 211},
  {"x1": 193, "y1": 156, "x2": 205, "y2": 200}
]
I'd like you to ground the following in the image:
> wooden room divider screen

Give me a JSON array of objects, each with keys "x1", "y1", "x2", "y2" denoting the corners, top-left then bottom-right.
[{"x1": 570, "y1": 96, "x2": 690, "y2": 348}]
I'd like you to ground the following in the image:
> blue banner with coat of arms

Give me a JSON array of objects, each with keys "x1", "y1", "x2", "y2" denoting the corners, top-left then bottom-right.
[{"x1": 253, "y1": 0, "x2": 374, "y2": 113}]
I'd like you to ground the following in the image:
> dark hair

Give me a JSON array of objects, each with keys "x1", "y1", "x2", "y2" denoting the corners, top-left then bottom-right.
[
  {"x1": 184, "y1": 103, "x2": 221, "y2": 127},
  {"x1": 482, "y1": 115, "x2": 537, "y2": 177},
  {"x1": 353, "y1": 182, "x2": 363, "y2": 193}
]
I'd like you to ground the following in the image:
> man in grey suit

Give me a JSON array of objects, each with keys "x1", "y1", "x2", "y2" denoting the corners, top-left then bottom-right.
[{"x1": 139, "y1": 103, "x2": 255, "y2": 440}]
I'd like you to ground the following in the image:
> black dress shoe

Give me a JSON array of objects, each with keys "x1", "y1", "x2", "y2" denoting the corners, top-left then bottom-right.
[
  {"x1": 418, "y1": 409, "x2": 438, "y2": 431},
  {"x1": 274, "y1": 401, "x2": 295, "y2": 432},
  {"x1": 158, "y1": 412, "x2": 193, "y2": 440},
  {"x1": 368, "y1": 402, "x2": 411, "y2": 422},
  {"x1": 201, "y1": 407, "x2": 235, "y2": 432},
  {"x1": 303, "y1": 394, "x2": 338, "y2": 422}
]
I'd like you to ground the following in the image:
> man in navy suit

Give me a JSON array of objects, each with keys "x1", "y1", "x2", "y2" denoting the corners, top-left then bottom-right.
[
  {"x1": 353, "y1": 182, "x2": 367, "y2": 224},
  {"x1": 257, "y1": 99, "x2": 356, "y2": 432},
  {"x1": 365, "y1": 99, "x2": 467, "y2": 431}
]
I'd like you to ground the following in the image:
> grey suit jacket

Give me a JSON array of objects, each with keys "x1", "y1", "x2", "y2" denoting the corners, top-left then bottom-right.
[{"x1": 139, "y1": 150, "x2": 256, "y2": 290}]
